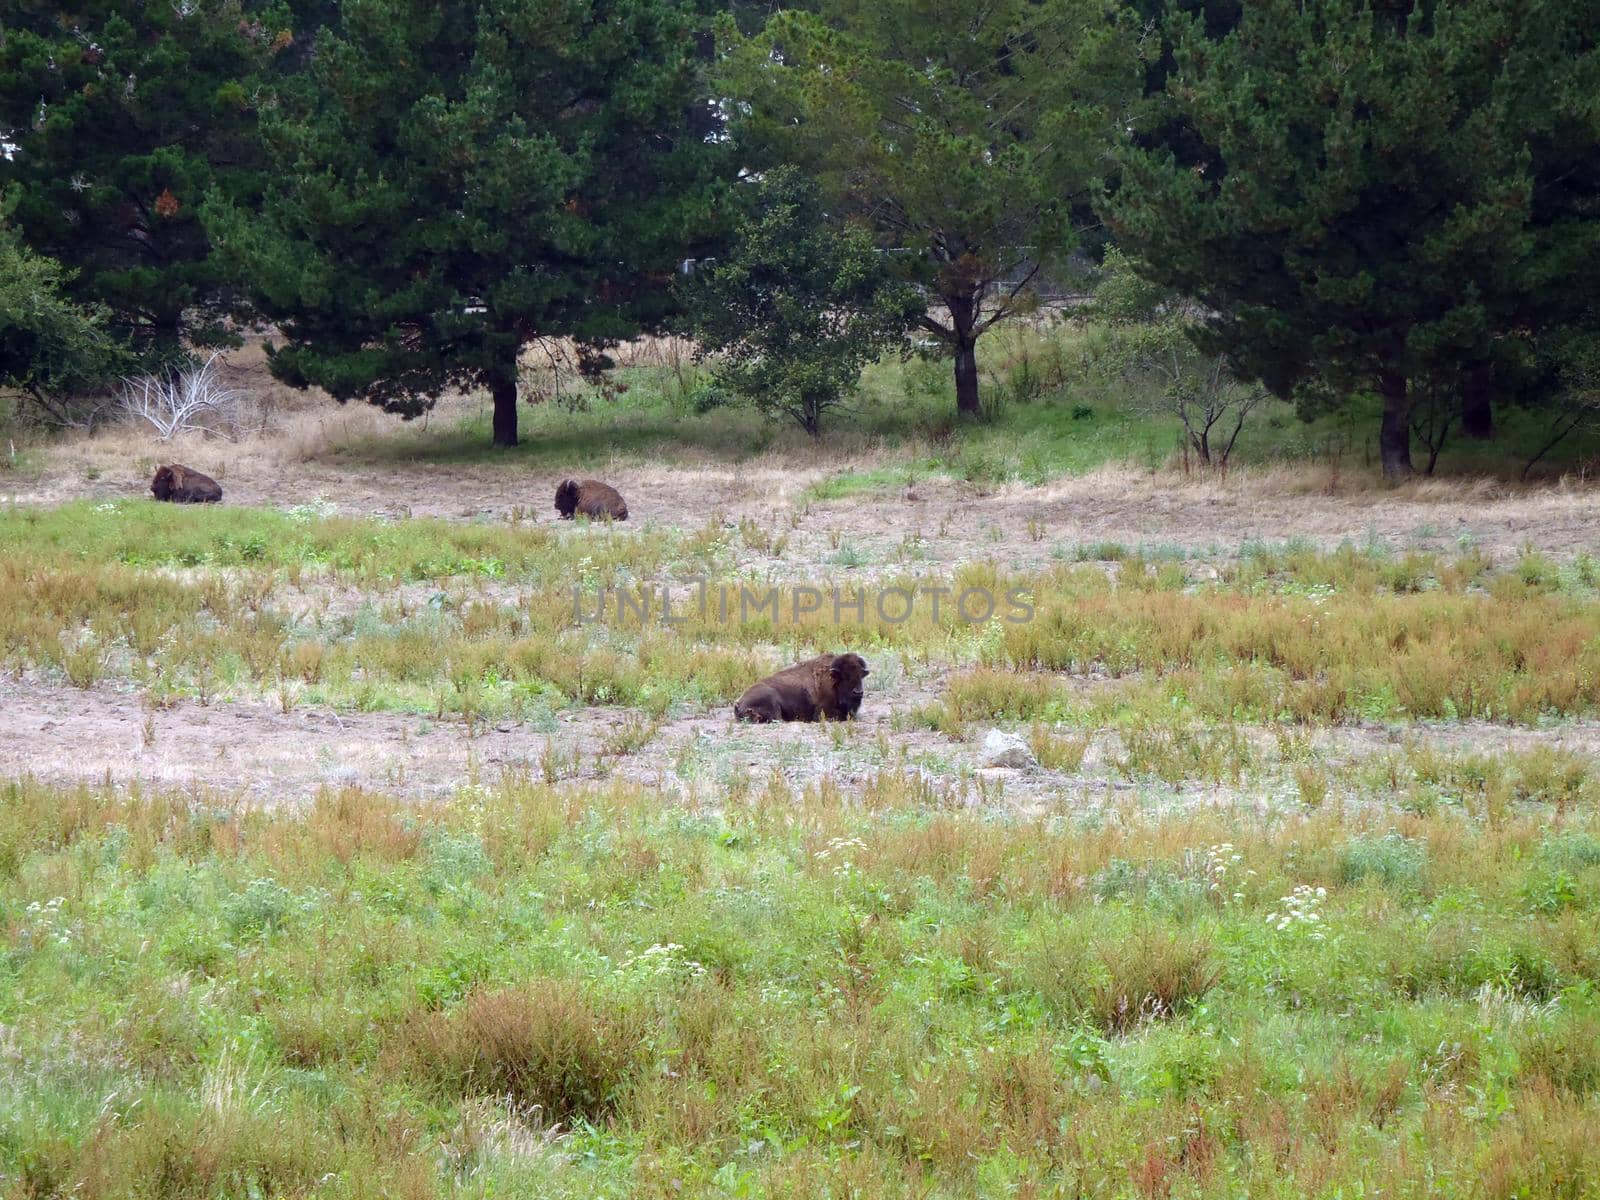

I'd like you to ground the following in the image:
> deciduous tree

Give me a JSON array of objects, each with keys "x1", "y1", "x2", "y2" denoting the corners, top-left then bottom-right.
[
  {"x1": 0, "y1": 205, "x2": 121, "y2": 423},
  {"x1": 684, "y1": 168, "x2": 921, "y2": 435},
  {"x1": 1091, "y1": 248, "x2": 1267, "y2": 470},
  {"x1": 721, "y1": 0, "x2": 1141, "y2": 418}
]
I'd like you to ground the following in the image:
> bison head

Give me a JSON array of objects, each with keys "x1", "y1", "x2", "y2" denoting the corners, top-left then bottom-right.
[
  {"x1": 830, "y1": 653, "x2": 870, "y2": 713},
  {"x1": 151, "y1": 465, "x2": 176, "y2": 501},
  {"x1": 554, "y1": 479, "x2": 580, "y2": 518}
]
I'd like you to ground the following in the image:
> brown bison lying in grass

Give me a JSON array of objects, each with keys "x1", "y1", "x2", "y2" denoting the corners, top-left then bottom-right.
[
  {"x1": 150, "y1": 464, "x2": 222, "y2": 504},
  {"x1": 734, "y1": 653, "x2": 869, "y2": 723},
  {"x1": 554, "y1": 479, "x2": 628, "y2": 521}
]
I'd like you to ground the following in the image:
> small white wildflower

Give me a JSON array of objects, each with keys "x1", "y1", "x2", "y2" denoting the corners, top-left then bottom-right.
[
  {"x1": 817, "y1": 836, "x2": 867, "y2": 877},
  {"x1": 1267, "y1": 884, "x2": 1328, "y2": 940},
  {"x1": 817, "y1": 836, "x2": 866, "y2": 860},
  {"x1": 1202, "y1": 843, "x2": 1248, "y2": 903},
  {"x1": 620, "y1": 941, "x2": 706, "y2": 983},
  {"x1": 285, "y1": 496, "x2": 336, "y2": 524}
]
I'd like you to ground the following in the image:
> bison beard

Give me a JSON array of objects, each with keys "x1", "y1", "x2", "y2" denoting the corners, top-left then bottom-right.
[
  {"x1": 150, "y1": 464, "x2": 222, "y2": 504},
  {"x1": 554, "y1": 478, "x2": 628, "y2": 521},
  {"x1": 733, "y1": 653, "x2": 870, "y2": 723}
]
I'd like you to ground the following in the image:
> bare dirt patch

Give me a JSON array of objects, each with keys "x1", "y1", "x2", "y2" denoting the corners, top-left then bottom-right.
[
  {"x1": 790, "y1": 468, "x2": 1600, "y2": 574},
  {"x1": 8, "y1": 402, "x2": 1600, "y2": 806},
  {"x1": 8, "y1": 672, "x2": 1600, "y2": 816}
]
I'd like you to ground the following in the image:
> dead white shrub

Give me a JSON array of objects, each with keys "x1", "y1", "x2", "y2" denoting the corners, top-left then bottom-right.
[{"x1": 120, "y1": 352, "x2": 246, "y2": 442}]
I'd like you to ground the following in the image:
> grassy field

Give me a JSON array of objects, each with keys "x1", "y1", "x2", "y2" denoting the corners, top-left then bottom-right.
[
  {"x1": 5, "y1": 319, "x2": 1600, "y2": 1197},
  {"x1": 4, "y1": 771, "x2": 1600, "y2": 1198},
  {"x1": 5, "y1": 501, "x2": 1600, "y2": 727},
  {"x1": 3, "y1": 494, "x2": 1600, "y2": 1196}
]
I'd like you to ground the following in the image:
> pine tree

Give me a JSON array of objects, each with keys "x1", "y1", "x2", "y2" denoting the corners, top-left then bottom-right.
[
  {"x1": 0, "y1": 0, "x2": 308, "y2": 362},
  {"x1": 721, "y1": 0, "x2": 1142, "y2": 418},
  {"x1": 209, "y1": 0, "x2": 727, "y2": 449},
  {"x1": 1104, "y1": 0, "x2": 1600, "y2": 478},
  {"x1": 1485, "y1": 4, "x2": 1600, "y2": 442}
]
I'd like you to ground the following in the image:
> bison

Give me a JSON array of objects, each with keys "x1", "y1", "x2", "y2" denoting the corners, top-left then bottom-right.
[
  {"x1": 150, "y1": 464, "x2": 222, "y2": 504},
  {"x1": 733, "y1": 652, "x2": 870, "y2": 724},
  {"x1": 554, "y1": 478, "x2": 628, "y2": 521}
]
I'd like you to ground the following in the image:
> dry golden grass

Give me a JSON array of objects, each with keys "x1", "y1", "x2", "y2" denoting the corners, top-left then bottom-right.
[
  {"x1": 1015, "y1": 456, "x2": 1592, "y2": 508},
  {"x1": 395, "y1": 981, "x2": 642, "y2": 1123}
]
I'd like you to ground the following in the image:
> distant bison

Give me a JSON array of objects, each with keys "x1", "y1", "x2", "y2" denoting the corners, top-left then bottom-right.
[
  {"x1": 150, "y1": 464, "x2": 222, "y2": 504},
  {"x1": 554, "y1": 478, "x2": 628, "y2": 521},
  {"x1": 734, "y1": 652, "x2": 870, "y2": 724}
]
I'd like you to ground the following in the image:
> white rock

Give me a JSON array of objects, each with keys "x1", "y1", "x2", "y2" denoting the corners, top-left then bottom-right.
[{"x1": 980, "y1": 729, "x2": 1037, "y2": 770}]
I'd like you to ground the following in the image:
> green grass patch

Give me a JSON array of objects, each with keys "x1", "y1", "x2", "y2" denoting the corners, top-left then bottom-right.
[
  {"x1": 3, "y1": 776, "x2": 1600, "y2": 1195},
  {"x1": 0, "y1": 499, "x2": 690, "y2": 583}
]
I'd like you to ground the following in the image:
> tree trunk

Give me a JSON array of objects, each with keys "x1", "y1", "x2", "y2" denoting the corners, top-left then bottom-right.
[
  {"x1": 800, "y1": 393, "x2": 823, "y2": 437},
  {"x1": 1379, "y1": 370, "x2": 1413, "y2": 480},
  {"x1": 954, "y1": 338, "x2": 980, "y2": 417},
  {"x1": 947, "y1": 293, "x2": 981, "y2": 417},
  {"x1": 490, "y1": 364, "x2": 518, "y2": 448},
  {"x1": 1461, "y1": 364, "x2": 1495, "y2": 440},
  {"x1": 151, "y1": 307, "x2": 184, "y2": 345},
  {"x1": 1424, "y1": 432, "x2": 1447, "y2": 476},
  {"x1": 139, "y1": 307, "x2": 185, "y2": 364}
]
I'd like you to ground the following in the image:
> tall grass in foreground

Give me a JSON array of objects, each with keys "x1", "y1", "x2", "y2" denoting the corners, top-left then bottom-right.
[{"x1": 3, "y1": 772, "x2": 1600, "y2": 1197}]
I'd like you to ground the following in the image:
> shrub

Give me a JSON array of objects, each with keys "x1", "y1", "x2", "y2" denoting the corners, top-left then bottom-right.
[
  {"x1": 1542, "y1": 834, "x2": 1600, "y2": 873},
  {"x1": 1089, "y1": 248, "x2": 1270, "y2": 470},
  {"x1": 221, "y1": 877, "x2": 298, "y2": 938},
  {"x1": 1091, "y1": 928, "x2": 1220, "y2": 1035},
  {"x1": 1029, "y1": 724, "x2": 1090, "y2": 771},
  {"x1": 1516, "y1": 1010, "x2": 1600, "y2": 1094},
  {"x1": 396, "y1": 981, "x2": 640, "y2": 1122},
  {"x1": 0, "y1": 214, "x2": 124, "y2": 427},
  {"x1": 914, "y1": 669, "x2": 1065, "y2": 735},
  {"x1": 119, "y1": 350, "x2": 248, "y2": 441},
  {"x1": 1393, "y1": 918, "x2": 1561, "y2": 1000},
  {"x1": 1337, "y1": 833, "x2": 1428, "y2": 893}
]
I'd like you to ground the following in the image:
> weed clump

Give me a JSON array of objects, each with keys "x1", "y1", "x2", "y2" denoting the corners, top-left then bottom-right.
[{"x1": 396, "y1": 981, "x2": 640, "y2": 1123}]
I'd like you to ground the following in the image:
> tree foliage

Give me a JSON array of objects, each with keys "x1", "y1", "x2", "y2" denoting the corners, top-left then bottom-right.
[
  {"x1": 720, "y1": 0, "x2": 1142, "y2": 418},
  {"x1": 1104, "y1": 0, "x2": 1600, "y2": 478},
  {"x1": 1091, "y1": 248, "x2": 1266, "y2": 470},
  {"x1": 0, "y1": 205, "x2": 121, "y2": 423},
  {"x1": 1520, "y1": 334, "x2": 1600, "y2": 482},
  {"x1": 0, "y1": 0, "x2": 311, "y2": 361},
  {"x1": 684, "y1": 168, "x2": 921, "y2": 435},
  {"x1": 210, "y1": 0, "x2": 728, "y2": 448}
]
